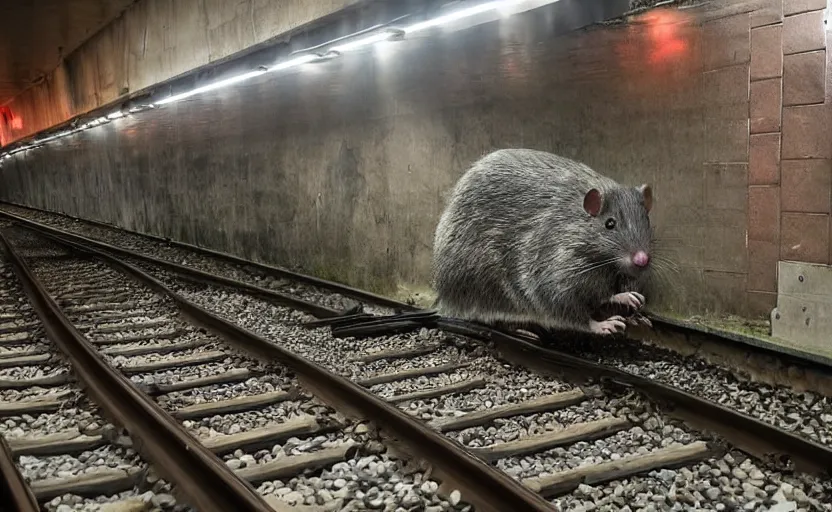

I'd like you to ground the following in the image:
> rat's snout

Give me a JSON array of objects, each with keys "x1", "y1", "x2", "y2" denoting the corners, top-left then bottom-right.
[{"x1": 632, "y1": 250, "x2": 650, "y2": 268}]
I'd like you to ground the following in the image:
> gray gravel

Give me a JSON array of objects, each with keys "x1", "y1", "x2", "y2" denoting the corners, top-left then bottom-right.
[
  {"x1": 0, "y1": 383, "x2": 75, "y2": 403},
  {"x1": 42, "y1": 490, "x2": 189, "y2": 512},
  {"x1": 9, "y1": 234, "x2": 465, "y2": 511},
  {"x1": 18, "y1": 445, "x2": 143, "y2": 481},
  {"x1": 549, "y1": 452, "x2": 832, "y2": 511},
  {"x1": 256, "y1": 453, "x2": 470, "y2": 511},
  {"x1": 157, "y1": 374, "x2": 291, "y2": 410},
  {"x1": 0, "y1": 364, "x2": 69, "y2": 379},
  {"x1": 0, "y1": 400, "x2": 113, "y2": 439}
]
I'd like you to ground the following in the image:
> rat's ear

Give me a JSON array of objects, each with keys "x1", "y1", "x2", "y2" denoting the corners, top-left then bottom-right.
[
  {"x1": 583, "y1": 188, "x2": 602, "y2": 217},
  {"x1": 638, "y1": 184, "x2": 653, "y2": 213}
]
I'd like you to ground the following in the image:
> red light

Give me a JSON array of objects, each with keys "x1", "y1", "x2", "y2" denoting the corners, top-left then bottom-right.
[
  {"x1": 645, "y1": 10, "x2": 687, "y2": 64},
  {"x1": 0, "y1": 106, "x2": 23, "y2": 131}
]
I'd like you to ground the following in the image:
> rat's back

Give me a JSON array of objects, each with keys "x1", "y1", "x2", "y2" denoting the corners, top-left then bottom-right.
[{"x1": 432, "y1": 148, "x2": 613, "y2": 325}]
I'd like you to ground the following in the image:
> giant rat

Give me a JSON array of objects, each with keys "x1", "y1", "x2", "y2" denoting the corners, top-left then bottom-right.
[{"x1": 432, "y1": 148, "x2": 654, "y2": 336}]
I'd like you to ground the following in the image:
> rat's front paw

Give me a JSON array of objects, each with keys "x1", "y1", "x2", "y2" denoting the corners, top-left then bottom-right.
[
  {"x1": 610, "y1": 291, "x2": 645, "y2": 311},
  {"x1": 589, "y1": 316, "x2": 627, "y2": 335}
]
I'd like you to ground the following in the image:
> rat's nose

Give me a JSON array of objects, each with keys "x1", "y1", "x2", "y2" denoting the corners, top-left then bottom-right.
[{"x1": 632, "y1": 251, "x2": 650, "y2": 268}]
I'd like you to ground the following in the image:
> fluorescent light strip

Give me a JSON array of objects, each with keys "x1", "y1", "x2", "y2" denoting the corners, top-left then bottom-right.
[
  {"x1": 404, "y1": 0, "x2": 506, "y2": 34},
  {"x1": 270, "y1": 54, "x2": 320, "y2": 72},
  {"x1": 155, "y1": 69, "x2": 268, "y2": 105},
  {"x1": 155, "y1": 0, "x2": 522, "y2": 105},
  {"x1": 329, "y1": 31, "x2": 395, "y2": 53},
  {"x1": 2, "y1": 0, "x2": 545, "y2": 160}
]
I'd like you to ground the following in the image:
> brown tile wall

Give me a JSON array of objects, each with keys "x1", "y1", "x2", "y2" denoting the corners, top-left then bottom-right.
[{"x1": 747, "y1": 0, "x2": 831, "y2": 316}]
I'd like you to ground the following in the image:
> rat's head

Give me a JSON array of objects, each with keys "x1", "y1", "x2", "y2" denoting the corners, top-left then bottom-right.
[{"x1": 582, "y1": 184, "x2": 654, "y2": 278}]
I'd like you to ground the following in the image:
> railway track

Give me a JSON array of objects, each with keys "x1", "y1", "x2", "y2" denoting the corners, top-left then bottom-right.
[
  {"x1": 0, "y1": 231, "x2": 210, "y2": 512},
  {"x1": 0, "y1": 207, "x2": 831, "y2": 511},
  {"x1": 0, "y1": 226, "x2": 497, "y2": 512}
]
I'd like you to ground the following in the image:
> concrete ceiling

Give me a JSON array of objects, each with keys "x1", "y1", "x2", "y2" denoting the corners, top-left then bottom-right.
[{"x1": 0, "y1": 0, "x2": 135, "y2": 105}]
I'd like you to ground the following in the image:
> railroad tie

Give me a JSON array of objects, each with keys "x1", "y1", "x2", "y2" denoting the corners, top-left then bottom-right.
[
  {"x1": 30, "y1": 467, "x2": 144, "y2": 502},
  {"x1": 88, "y1": 328, "x2": 185, "y2": 345},
  {"x1": 202, "y1": 415, "x2": 322, "y2": 455},
  {"x1": 172, "y1": 389, "x2": 299, "y2": 420},
  {"x1": 235, "y1": 442, "x2": 359, "y2": 485},
  {"x1": 147, "y1": 368, "x2": 253, "y2": 395},
  {"x1": 386, "y1": 378, "x2": 489, "y2": 404},
  {"x1": 523, "y1": 441, "x2": 717, "y2": 498},
  {"x1": 431, "y1": 389, "x2": 588, "y2": 432},
  {"x1": 348, "y1": 343, "x2": 443, "y2": 363},
  {"x1": 0, "y1": 373, "x2": 72, "y2": 390},
  {"x1": 0, "y1": 395, "x2": 69, "y2": 417},
  {"x1": 8, "y1": 430, "x2": 106, "y2": 457},
  {"x1": 0, "y1": 352, "x2": 50, "y2": 367},
  {"x1": 357, "y1": 361, "x2": 471, "y2": 387},
  {"x1": 100, "y1": 338, "x2": 209, "y2": 358},
  {"x1": 117, "y1": 350, "x2": 227, "y2": 374},
  {"x1": 0, "y1": 332, "x2": 34, "y2": 345},
  {"x1": 470, "y1": 416, "x2": 632, "y2": 462}
]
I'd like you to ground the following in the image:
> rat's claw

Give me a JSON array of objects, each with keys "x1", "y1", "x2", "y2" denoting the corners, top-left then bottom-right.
[
  {"x1": 625, "y1": 313, "x2": 653, "y2": 327},
  {"x1": 590, "y1": 316, "x2": 628, "y2": 335},
  {"x1": 636, "y1": 314, "x2": 653, "y2": 328},
  {"x1": 607, "y1": 315, "x2": 627, "y2": 330},
  {"x1": 610, "y1": 292, "x2": 645, "y2": 311}
]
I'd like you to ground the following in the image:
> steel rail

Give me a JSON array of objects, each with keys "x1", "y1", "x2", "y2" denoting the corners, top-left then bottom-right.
[
  {"x1": 27, "y1": 224, "x2": 557, "y2": 512},
  {"x1": 0, "y1": 229, "x2": 275, "y2": 512},
  {"x1": 6, "y1": 213, "x2": 832, "y2": 477},
  {"x1": 0, "y1": 435, "x2": 40, "y2": 512}
]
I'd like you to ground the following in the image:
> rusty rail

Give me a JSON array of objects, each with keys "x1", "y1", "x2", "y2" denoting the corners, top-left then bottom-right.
[
  {"x1": 0, "y1": 434, "x2": 39, "y2": 512},
  {"x1": 22, "y1": 224, "x2": 557, "y2": 512},
  {"x1": 0, "y1": 229, "x2": 275, "y2": 512},
  {"x1": 6, "y1": 212, "x2": 832, "y2": 478}
]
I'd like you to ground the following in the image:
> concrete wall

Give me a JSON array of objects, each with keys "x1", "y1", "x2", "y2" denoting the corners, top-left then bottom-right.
[
  {"x1": 0, "y1": 0, "x2": 364, "y2": 145},
  {"x1": 2, "y1": 0, "x2": 830, "y2": 319}
]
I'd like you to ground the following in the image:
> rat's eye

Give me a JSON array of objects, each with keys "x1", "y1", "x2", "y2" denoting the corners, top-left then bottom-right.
[{"x1": 605, "y1": 218, "x2": 616, "y2": 229}]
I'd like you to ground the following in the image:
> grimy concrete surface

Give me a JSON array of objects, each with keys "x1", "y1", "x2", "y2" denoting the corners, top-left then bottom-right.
[
  {"x1": 0, "y1": 0, "x2": 365, "y2": 145},
  {"x1": 1, "y1": 0, "x2": 829, "y2": 322}
]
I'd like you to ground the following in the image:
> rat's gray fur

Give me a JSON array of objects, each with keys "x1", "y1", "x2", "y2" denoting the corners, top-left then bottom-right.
[{"x1": 432, "y1": 148, "x2": 654, "y2": 332}]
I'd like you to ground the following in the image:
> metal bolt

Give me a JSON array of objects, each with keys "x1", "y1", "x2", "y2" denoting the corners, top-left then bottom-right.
[
  {"x1": 802, "y1": 306, "x2": 807, "y2": 312},
  {"x1": 799, "y1": 275, "x2": 804, "y2": 282},
  {"x1": 775, "y1": 312, "x2": 781, "y2": 320}
]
